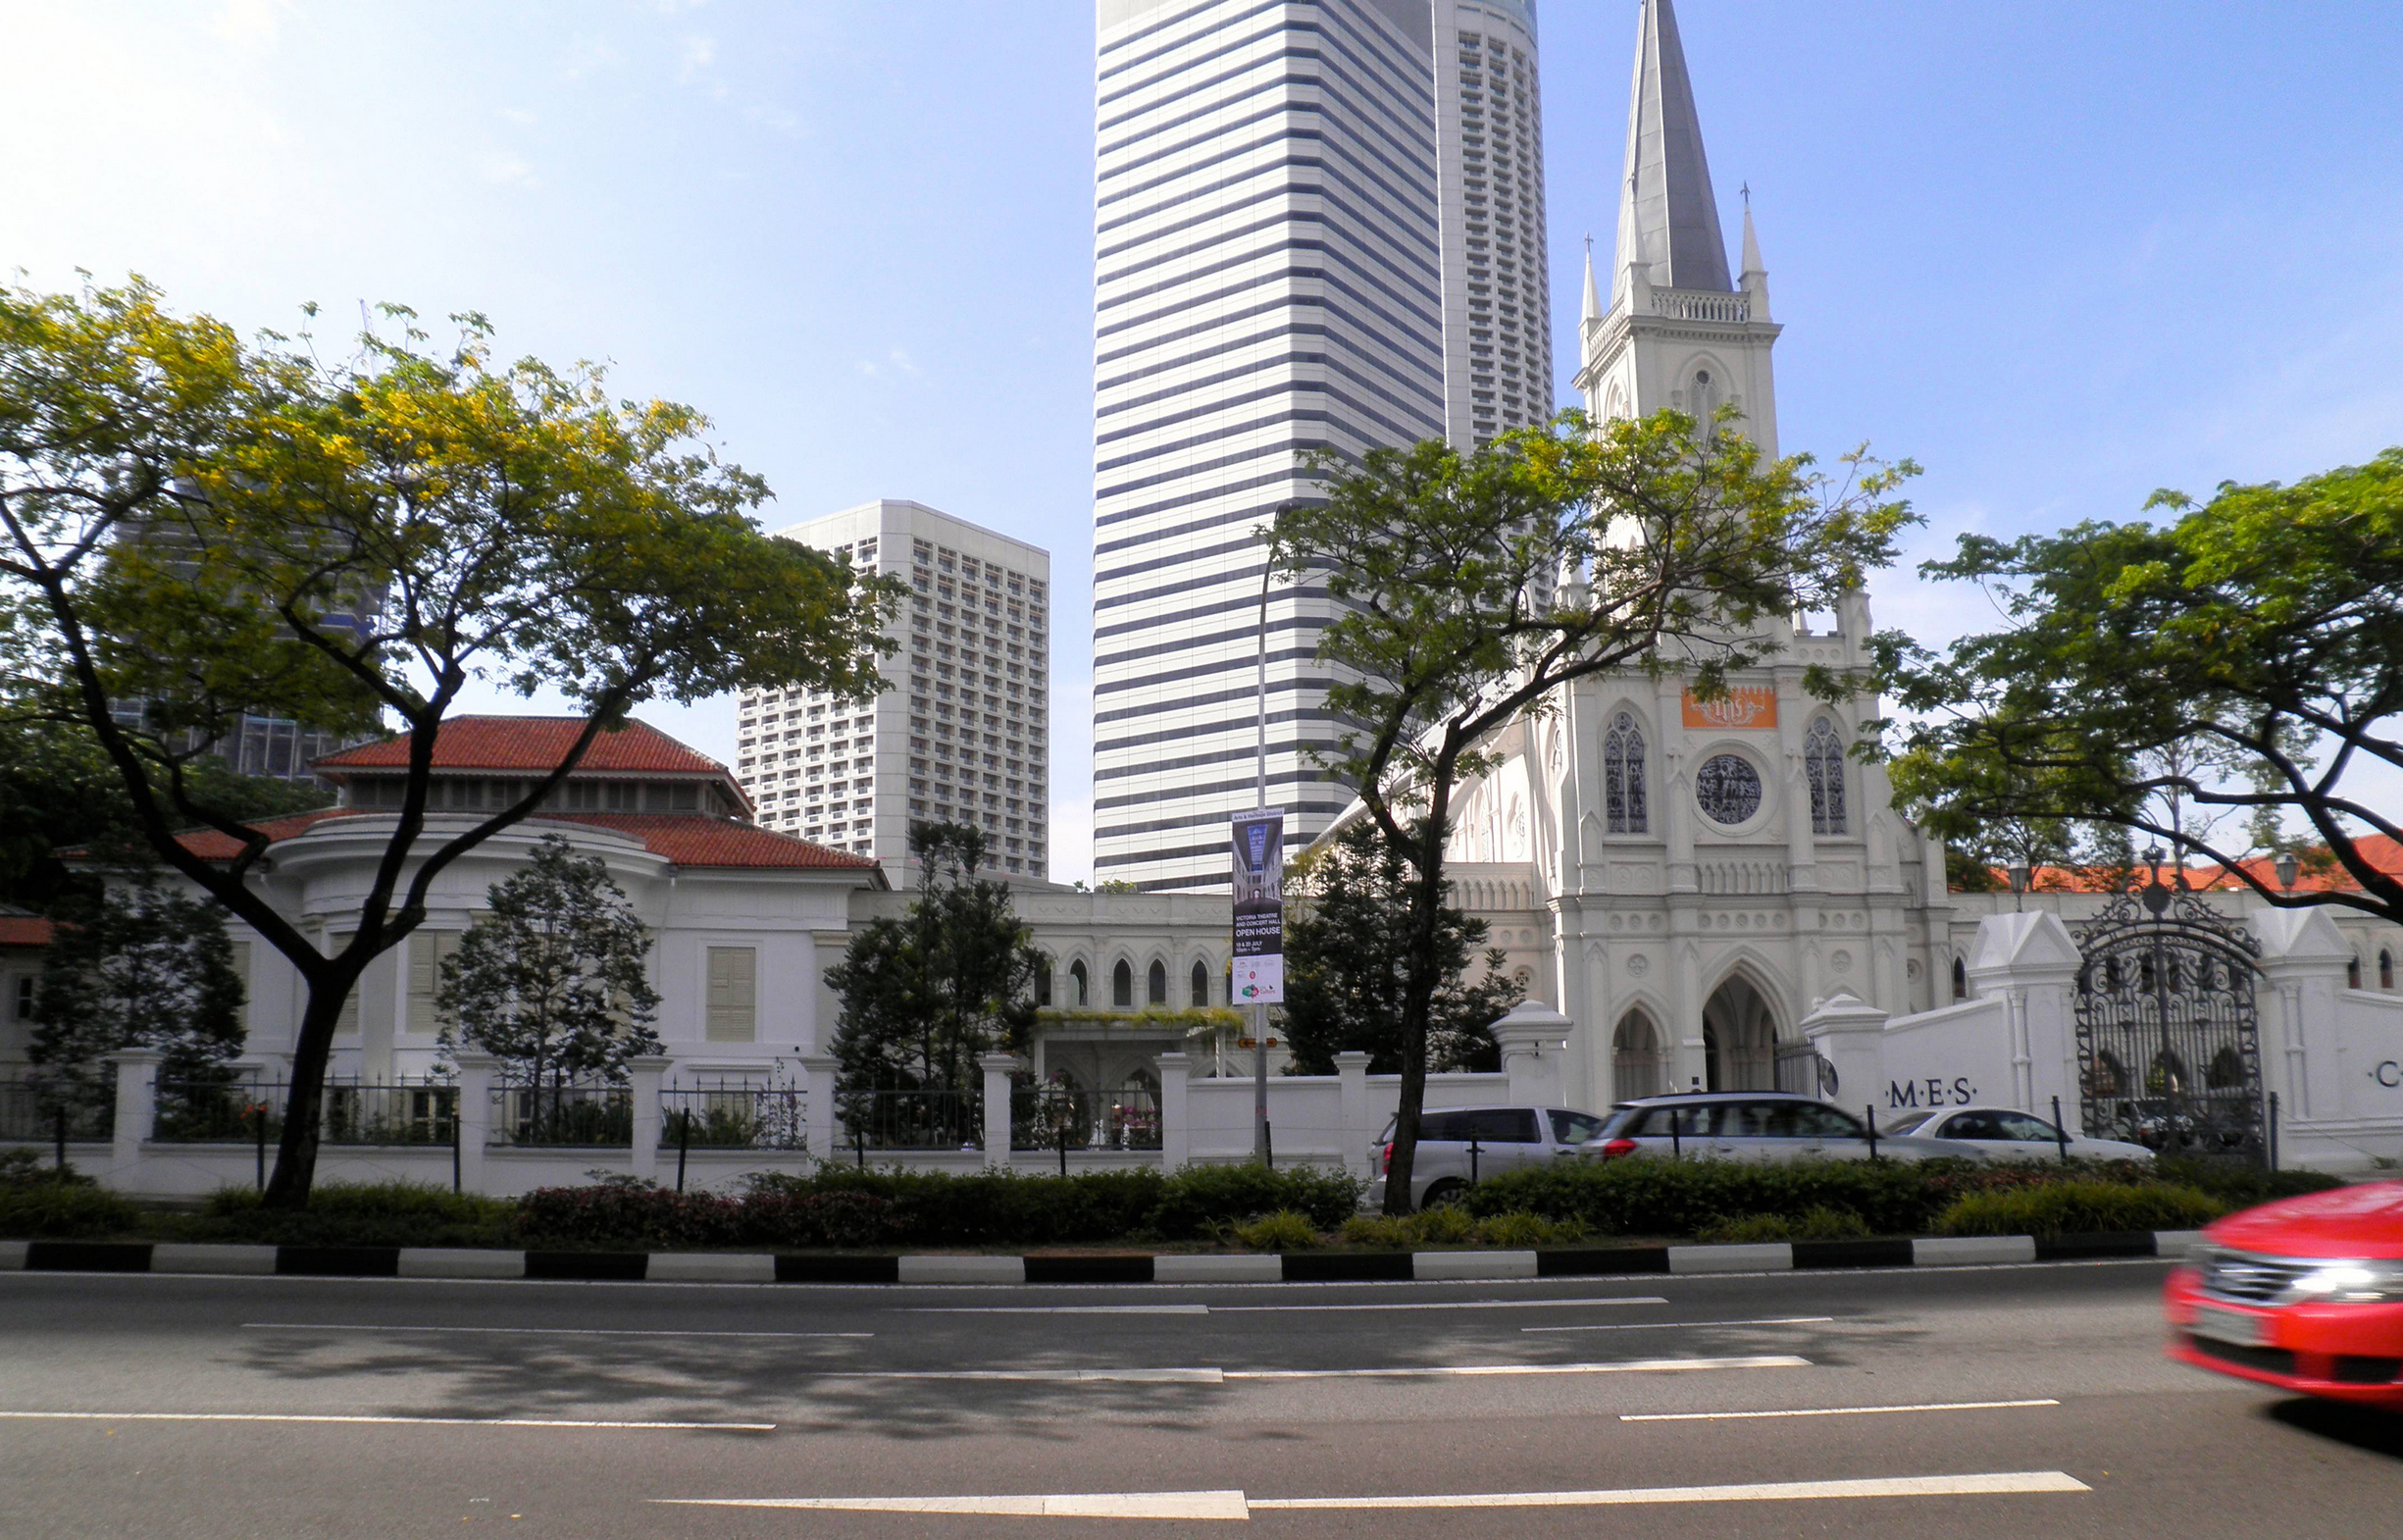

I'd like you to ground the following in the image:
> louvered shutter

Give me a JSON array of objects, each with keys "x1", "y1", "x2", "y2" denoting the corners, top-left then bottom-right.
[{"x1": 705, "y1": 947, "x2": 757, "y2": 1043}]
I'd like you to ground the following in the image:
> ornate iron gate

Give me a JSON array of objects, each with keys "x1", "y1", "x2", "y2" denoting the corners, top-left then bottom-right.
[{"x1": 2072, "y1": 860, "x2": 2265, "y2": 1161}]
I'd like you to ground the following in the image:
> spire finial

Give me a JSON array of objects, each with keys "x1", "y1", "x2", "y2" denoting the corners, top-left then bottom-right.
[
  {"x1": 1612, "y1": 0, "x2": 1734, "y2": 298},
  {"x1": 1581, "y1": 236, "x2": 1604, "y2": 325}
]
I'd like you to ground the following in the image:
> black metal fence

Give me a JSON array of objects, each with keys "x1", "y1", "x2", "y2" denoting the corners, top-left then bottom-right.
[
  {"x1": 1010, "y1": 1086, "x2": 1161, "y2": 1152},
  {"x1": 0, "y1": 1080, "x2": 113, "y2": 1144},
  {"x1": 659, "y1": 1082, "x2": 808, "y2": 1152},
  {"x1": 489, "y1": 1085, "x2": 632, "y2": 1148},
  {"x1": 148, "y1": 1080, "x2": 460, "y2": 1147},
  {"x1": 845, "y1": 1088, "x2": 982, "y2": 1152}
]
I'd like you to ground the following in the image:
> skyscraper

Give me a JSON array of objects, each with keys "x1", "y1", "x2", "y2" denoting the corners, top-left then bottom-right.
[
  {"x1": 1432, "y1": 0, "x2": 1552, "y2": 446},
  {"x1": 735, "y1": 501, "x2": 1049, "y2": 880},
  {"x1": 1090, "y1": 1, "x2": 1454, "y2": 892}
]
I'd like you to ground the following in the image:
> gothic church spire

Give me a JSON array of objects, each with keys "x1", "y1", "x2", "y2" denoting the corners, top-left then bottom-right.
[{"x1": 1612, "y1": 0, "x2": 1732, "y2": 299}]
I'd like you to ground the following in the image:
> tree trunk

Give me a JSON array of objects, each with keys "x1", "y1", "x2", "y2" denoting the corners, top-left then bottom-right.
[
  {"x1": 1382, "y1": 786, "x2": 1457, "y2": 1216},
  {"x1": 261, "y1": 981, "x2": 349, "y2": 1209}
]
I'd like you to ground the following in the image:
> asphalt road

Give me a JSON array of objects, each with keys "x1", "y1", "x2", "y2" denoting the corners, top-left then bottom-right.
[{"x1": 2, "y1": 1258, "x2": 2398, "y2": 1538}]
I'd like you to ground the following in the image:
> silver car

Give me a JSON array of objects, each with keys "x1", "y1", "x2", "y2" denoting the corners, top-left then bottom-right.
[
  {"x1": 1592, "y1": 1092, "x2": 1964, "y2": 1162},
  {"x1": 1880, "y1": 1104, "x2": 2155, "y2": 1163},
  {"x1": 1365, "y1": 1104, "x2": 1613, "y2": 1209}
]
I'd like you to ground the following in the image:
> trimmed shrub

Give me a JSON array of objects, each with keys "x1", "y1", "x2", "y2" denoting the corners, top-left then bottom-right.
[
  {"x1": 740, "y1": 1190, "x2": 902, "y2": 1249},
  {"x1": 516, "y1": 1183, "x2": 743, "y2": 1250},
  {"x1": 191, "y1": 1182, "x2": 517, "y2": 1248},
  {"x1": 1146, "y1": 1163, "x2": 1363, "y2": 1238},
  {"x1": 1229, "y1": 1209, "x2": 1320, "y2": 1251},
  {"x1": 0, "y1": 1179, "x2": 140, "y2": 1238},
  {"x1": 0, "y1": 1149, "x2": 92, "y2": 1188},
  {"x1": 1463, "y1": 1155, "x2": 1953, "y2": 1237},
  {"x1": 2154, "y1": 1159, "x2": 2344, "y2": 1208},
  {"x1": 1936, "y1": 1181, "x2": 2225, "y2": 1238},
  {"x1": 1469, "y1": 1210, "x2": 1590, "y2": 1248},
  {"x1": 1694, "y1": 1206, "x2": 1870, "y2": 1245}
]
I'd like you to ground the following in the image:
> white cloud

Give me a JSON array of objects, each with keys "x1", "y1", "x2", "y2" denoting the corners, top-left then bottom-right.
[
  {"x1": 499, "y1": 107, "x2": 537, "y2": 126},
  {"x1": 742, "y1": 101, "x2": 802, "y2": 136},
  {"x1": 854, "y1": 348, "x2": 919, "y2": 380},
  {"x1": 561, "y1": 33, "x2": 622, "y2": 80},
  {"x1": 480, "y1": 153, "x2": 540, "y2": 190},
  {"x1": 677, "y1": 33, "x2": 718, "y2": 82},
  {"x1": 210, "y1": 0, "x2": 290, "y2": 51}
]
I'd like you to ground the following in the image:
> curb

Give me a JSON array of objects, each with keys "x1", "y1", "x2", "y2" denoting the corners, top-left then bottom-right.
[{"x1": 0, "y1": 1230, "x2": 2201, "y2": 1283}]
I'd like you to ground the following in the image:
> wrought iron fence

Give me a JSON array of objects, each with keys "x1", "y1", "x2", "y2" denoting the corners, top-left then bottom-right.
[
  {"x1": 1010, "y1": 1085, "x2": 1161, "y2": 1152},
  {"x1": 488, "y1": 1084, "x2": 633, "y2": 1148},
  {"x1": 659, "y1": 1082, "x2": 808, "y2": 1152},
  {"x1": 0, "y1": 1079, "x2": 113, "y2": 1144},
  {"x1": 324, "y1": 1083, "x2": 457, "y2": 1147},
  {"x1": 148, "y1": 1080, "x2": 459, "y2": 1147},
  {"x1": 154, "y1": 1079, "x2": 285, "y2": 1143},
  {"x1": 845, "y1": 1088, "x2": 981, "y2": 1152}
]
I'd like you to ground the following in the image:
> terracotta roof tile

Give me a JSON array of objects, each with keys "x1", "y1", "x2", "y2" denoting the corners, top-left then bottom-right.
[
  {"x1": 0, "y1": 915, "x2": 56, "y2": 948},
  {"x1": 165, "y1": 807, "x2": 872, "y2": 872},
  {"x1": 316, "y1": 717, "x2": 729, "y2": 777},
  {"x1": 1987, "y1": 837, "x2": 2403, "y2": 897}
]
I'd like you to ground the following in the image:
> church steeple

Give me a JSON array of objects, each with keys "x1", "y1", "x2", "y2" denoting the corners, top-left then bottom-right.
[{"x1": 1612, "y1": 0, "x2": 1732, "y2": 299}]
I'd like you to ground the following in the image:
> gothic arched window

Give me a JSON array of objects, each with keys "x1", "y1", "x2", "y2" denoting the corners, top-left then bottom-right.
[
  {"x1": 1805, "y1": 717, "x2": 1848, "y2": 836},
  {"x1": 1603, "y1": 710, "x2": 1648, "y2": 834},
  {"x1": 1147, "y1": 959, "x2": 1168, "y2": 1006},
  {"x1": 1112, "y1": 960, "x2": 1134, "y2": 1009},
  {"x1": 2382, "y1": 950, "x2": 2394, "y2": 991},
  {"x1": 1190, "y1": 960, "x2": 1209, "y2": 1008},
  {"x1": 2349, "y1": 957, "x2": 2364, "y2": 991},
  {"x1": 1690, "y1": 368, "x2": 1719, "y2": 432},
  {"x1": 1951, "y1": 956, "x2": 1968, "y2": 1001},
  {"x1": 1069, "y1": 960, "x2": 1089, "y2": 1006},
  {"x1": 1035, "y1": 958, "x2": 1053, "y2": 1007}
]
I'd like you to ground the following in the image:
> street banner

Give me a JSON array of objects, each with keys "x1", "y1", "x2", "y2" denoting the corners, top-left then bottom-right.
[{"x1": 1230, "y1": 808, "x2": 1285, "y2": 1003}]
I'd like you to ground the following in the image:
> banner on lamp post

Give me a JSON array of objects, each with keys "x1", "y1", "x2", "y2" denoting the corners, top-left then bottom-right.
[{"x1": 1230, "y1": 808, "x2": 1285, "y2": 1004}]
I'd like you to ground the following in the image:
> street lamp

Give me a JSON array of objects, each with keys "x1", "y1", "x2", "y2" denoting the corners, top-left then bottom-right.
[
  {"x1": 2006, "y1": 858, "x2": 2029, "y2": 911},
  {"x1": 2275, "y1": 850, "x2": 2299, "y2": 893}
]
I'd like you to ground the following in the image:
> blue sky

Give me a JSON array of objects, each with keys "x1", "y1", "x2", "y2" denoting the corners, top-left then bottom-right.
[{"x1": 6, "y1": 1, "x2": 2399, "y2": 882}]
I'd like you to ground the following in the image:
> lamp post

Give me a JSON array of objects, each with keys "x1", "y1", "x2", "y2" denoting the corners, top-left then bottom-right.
[
  {"x1": 2275, "y1": 850, "x2": 2299, "y2": 894},
  {"x1": 2006, "y1": 858, "x2": 2029, "y2": 912}
]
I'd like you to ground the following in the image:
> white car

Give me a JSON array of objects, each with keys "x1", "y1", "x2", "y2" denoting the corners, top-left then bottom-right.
[{"x1": 1880, "y1": 1105, "x2": 2155, "y2": 1162}]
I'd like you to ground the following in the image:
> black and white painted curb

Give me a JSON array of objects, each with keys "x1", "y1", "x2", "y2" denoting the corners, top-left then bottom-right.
[{"x1": 0, "y1": 1230, "x2": 2205, "y2": 1284}]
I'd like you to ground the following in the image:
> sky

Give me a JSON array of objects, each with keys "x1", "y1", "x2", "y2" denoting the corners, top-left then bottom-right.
[{"x1": 5, "y1": 1, "x2": 2399, "y2": 883}]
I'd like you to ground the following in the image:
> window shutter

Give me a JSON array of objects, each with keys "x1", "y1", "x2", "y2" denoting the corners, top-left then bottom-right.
[
  {"x1": 409, "y1": 934, "x2": 460, "y2": 1037},
  {"x1": 705, "y1": 947, "x2": 757, "y2": 1043}
]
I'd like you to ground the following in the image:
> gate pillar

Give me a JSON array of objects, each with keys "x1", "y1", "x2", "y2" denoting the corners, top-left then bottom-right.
[
  {"x1": 1965, "y1": 912, "x2": 2083, "y2": 1128},
  {"x1": 2249, "y1": 906, "x2": 2352, "y2": 1119}
]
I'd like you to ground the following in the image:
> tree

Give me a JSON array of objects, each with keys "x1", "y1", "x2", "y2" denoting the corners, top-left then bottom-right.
[
  {"x1": 826, "y1": 823, "x2": 1043, "y2": 1137},
  {"x1": 0, "y1": 277, "x2": 897, "y2": 1205},
  {"x1": 1281, "y1": 820, "x2": 1520, "y2": 1076},
  {"x1": 0, "y1": 719, "x2": 330, "y2": 911},
  {"x1": 436, "y1": 835, "x2": 662, "y2": 1130},
  {"x1": 1268, "y1": 409, "x2": 1915, "y2": 1211},
  {"x1": 1880, "y1": 448, "x2": 2403, "y2": 920},
  {"x1": 29, "y1": 874, "x2": 245, "y2": 1119}
]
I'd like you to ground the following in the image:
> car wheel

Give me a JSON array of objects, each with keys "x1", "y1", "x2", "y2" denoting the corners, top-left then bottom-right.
[{"x1": 1421, "y1": 1179, "x2": 1468, "y2": 1209}]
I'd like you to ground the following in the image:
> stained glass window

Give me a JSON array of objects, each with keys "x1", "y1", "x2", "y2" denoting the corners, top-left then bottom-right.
[
  {"x1": 1805, "y1": 717, "x2": 1847, "y2": 835},
  {"x1": 1695, "y1": 753, "x2": 1762, "y2": 826},
  {"x1": 1603, "y1": 711, "x2": 1647, "y2": 833}
]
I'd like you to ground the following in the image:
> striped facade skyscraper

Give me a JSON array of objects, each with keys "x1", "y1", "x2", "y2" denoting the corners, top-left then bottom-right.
[{"x1": 1091, "y1": 1, "x2": 1548, "y2": 892}]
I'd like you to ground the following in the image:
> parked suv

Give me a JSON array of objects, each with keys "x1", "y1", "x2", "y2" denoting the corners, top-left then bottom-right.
[
  {"x1": 1365, "y1": 1104, "x2": 1612, "y2": 1210},
  {"x1": 1591, "y1": 1092, "x2": 1964, "y2": 1163}
]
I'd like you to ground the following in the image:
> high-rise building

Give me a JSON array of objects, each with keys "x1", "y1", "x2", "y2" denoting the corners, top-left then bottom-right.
[
  {"x1": 1432, "y1": 0, "x2": 1552, "y2": 445},
  {"x1": 735, "y1": 501, "x2": 1049, "y2": 880},
  {"x1": 1090, "y1": 0, "x2": 1453, "y2": 892}
]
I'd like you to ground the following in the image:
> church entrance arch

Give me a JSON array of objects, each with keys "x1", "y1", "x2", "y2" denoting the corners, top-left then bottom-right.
[
  {"x1": 1611, "y1": 1008, "x2": 1668, "y2": 1099},
  {"x1": 1701, "y1": 973, "x2": 1779, "y2": 1092}
]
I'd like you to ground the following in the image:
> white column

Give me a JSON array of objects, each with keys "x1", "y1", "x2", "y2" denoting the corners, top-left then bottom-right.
[
  {"x1": 109, "y1": 1049, "x2": 163, "y2": 1176},
  {"x1": 1333, "y1": 1051, "x2": 1372, "y2": 1176},
  {"x1": 452, "y1": 1052, "x2": 495, "y2": 1196},
  {"x1": 1964, "y1": 911, "x2": 2083, "y2": 1128},
  {"x1": 626, "y1": 1054, "x2": 671, "y2": 1184},
  {"x1": 1491, "y1": 1001, "x2": 1574, "y2": 1106},
  {"x1": 2251, "y1": 905, "x2": 2354, "y2": 1120},
  {"x1": 1156, "y1": 1052, "x2": 1192, "y2": 1172},
  {"x1": 1800, "y1": 993, "x2": 1887, "y2": 1114},
  {"x1": 978, "y1": 1052, "x2": 1018, "y2": 1168},
  {"x1": 799, "y1": 1053, "x2": 842, "y2": 1161}
]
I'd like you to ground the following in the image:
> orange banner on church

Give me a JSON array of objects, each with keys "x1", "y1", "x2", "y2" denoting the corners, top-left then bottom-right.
[{"x1": 1681, "y1": 686, "x2": 1778, "y2": 730}]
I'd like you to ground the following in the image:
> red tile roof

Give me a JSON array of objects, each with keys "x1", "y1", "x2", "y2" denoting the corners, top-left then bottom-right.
[
  {"x1": 0, "y1": 915, "x2": 55, "y2": 948},
  {"x1": 1985, "y1": 836, "x2": 2403, "y2": 897},
  {"x1": 316, "y1": 717, "x2": 730, "y2": 777},
  {"x1": 168, "y1": 807, "x2": 873, "y2": 871}
]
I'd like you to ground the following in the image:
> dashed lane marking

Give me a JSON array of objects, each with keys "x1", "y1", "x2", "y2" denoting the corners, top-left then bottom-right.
[
  {"x1": 1523, "y1": 1315, "x2": 1834, "y2": 1333},
  {"x1": 912, "y1": 1296, "x2": 1667, "y2": 1315},
  {"x1": 0, "y1": 1411, "x2": 774, "y2": 1431},
  {"x1": 242, "y1": 1323, "x2": 870, "y2": 1339}
]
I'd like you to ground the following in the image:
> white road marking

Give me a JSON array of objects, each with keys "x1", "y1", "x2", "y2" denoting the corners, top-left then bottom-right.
[
  {"x1": 242, "y1": 1323, "x2": 870, "y2": 1340},
  {"x1": 655, "y1": 1471, "x2": 2089, "y2": 1519},
  {"x1": 908, "y1": 1305, "x2": 1209, "y2": 1315},
  {"x1": 1523, "y1": 1315, "x2": 1833, "y2": 1334},
  {"x1": 0, "y1": 1410, "x2": 773, "y2": 1431},
  {"x1": 1208, "y1": 1295, "x2": 1668, "y2": 1313},
  {"x1": 1622, "y1": 1398, "x2": 2061, "y2": 1423},
  {"x1": 1222, "y1": 1357, "x2": 1810, "y2": 1379},
  {"x1": 657, "y1": 1490, "x2": 1253, "y2": 1520},
  {"x1": 808, "y1": 1368, "x2": 1230, "y2": 1383},
  {"x1": 1251, "y1": 1470, "x2": 2090, "y2": 1511}
]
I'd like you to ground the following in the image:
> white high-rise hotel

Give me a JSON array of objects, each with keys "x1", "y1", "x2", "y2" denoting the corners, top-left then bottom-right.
[
  {"x1": 735, "y1": 501, "x2": 1049, "y2": 880},
  {"x1": 1090, "y1": 1, "x2": 1551, "y2": 891}
]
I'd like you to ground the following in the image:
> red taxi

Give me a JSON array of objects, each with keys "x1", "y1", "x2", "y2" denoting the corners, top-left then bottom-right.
[{"x1": 2164, "y1": 1181, "x2": 2403, "y2": 1408}]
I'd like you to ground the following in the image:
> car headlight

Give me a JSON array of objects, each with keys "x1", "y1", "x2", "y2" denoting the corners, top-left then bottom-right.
[{"x1": 2288, "y1": 1259, "x2": 2403, "y2": 1304}]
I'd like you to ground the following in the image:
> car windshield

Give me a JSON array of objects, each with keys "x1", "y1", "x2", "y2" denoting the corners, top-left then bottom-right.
[{"x1": 1550, "y1": 1109, "x2": 1608, "y2": 1146}]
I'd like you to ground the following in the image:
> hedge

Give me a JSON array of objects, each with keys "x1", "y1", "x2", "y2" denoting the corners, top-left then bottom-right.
[
  {"x1": 1936, "y1": 1181, "x2": 2226, "y2": 1237},
  {"x1": 180, "y1": 1183, "x2": 518, "y2": 1248}
]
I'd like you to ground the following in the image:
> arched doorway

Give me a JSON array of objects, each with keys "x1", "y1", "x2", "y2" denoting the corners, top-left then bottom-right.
[
  {"x1": 1611, "y1": 1009, "x2": 1668, "y2": 1099},
  {"x1": 1701, "y1": 973, "x2": 1778, "y2": 1091}
]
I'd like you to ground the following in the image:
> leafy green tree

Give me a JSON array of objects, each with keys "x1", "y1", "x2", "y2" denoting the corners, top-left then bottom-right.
[
  {"x1": 1268, "y1": 409, "x2": 1915, "y2": 1211},
  {"x1": 1281, "y1": 821, "x2": 1520, "y2": 1075},
  {"x1": 1880, "y1": 448, "x2": 2403, "y2": 919},
  {"x1": 0, "y1": 719, "x2": 331, "y2": 910},
  {"x1": 826, "y1": 823, "x2": 1043, "y2": 1129},
  {"x1": 0, "y1": 277, "x2": 897, "y2": 1205},
  {"x1": 29, "y1": 874, "x2": 245, "y2": 1117},
  {"x1": 436, "y1": 835, "x2": 662, "y2": 1118}
]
